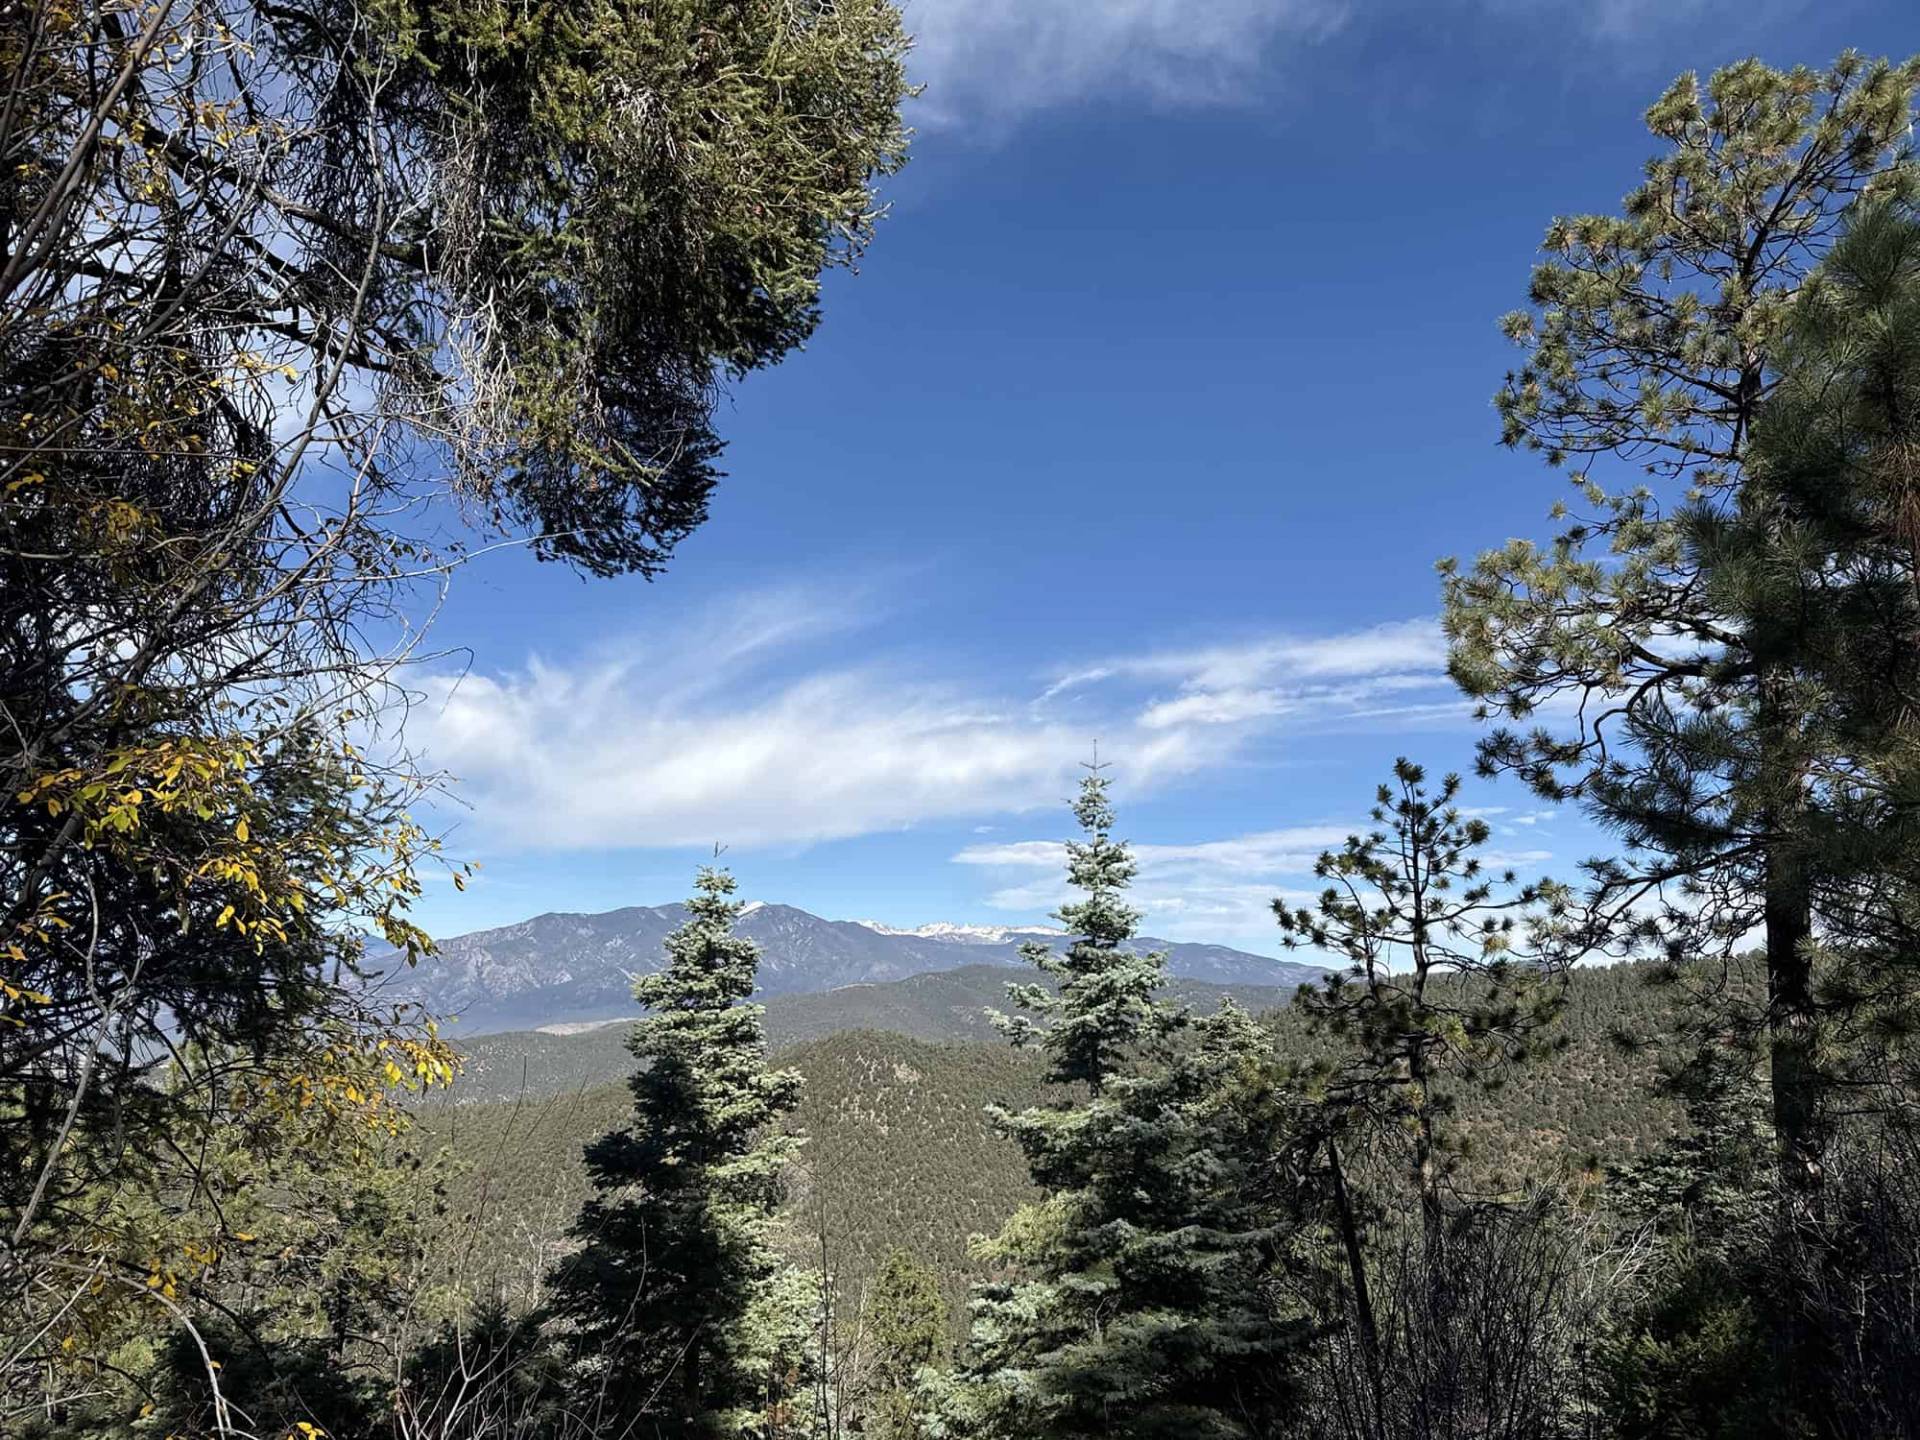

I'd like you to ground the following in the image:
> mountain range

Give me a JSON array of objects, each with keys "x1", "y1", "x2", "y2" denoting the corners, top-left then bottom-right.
[{"x1": 371, "y1": 902, "x2": 1323, "y2": 1034}]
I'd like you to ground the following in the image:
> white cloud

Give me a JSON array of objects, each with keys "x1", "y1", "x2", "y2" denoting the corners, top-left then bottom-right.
[
  {"x1": 1138, "y1": 686, "x2": 1293, "y2": 730},
  {"x1": 897, "y1": 0, "x2": 1763, "y2": 130},
  {"x1": 1046, "y1": 618, "x2": 1463, "y2": 737},
  {"x1": 953, "y1": 824, "x2": 1365, "y2": 947},
  {"x1": 956, "y1": 820, "x2": 1560, "y2": 949},
  {"x1": 901, "y1": 0, "x2": 1347, "y2": 127},
  {"x1": 421, "y1": 666, "x2": 1151, "y2": 849},
  {"x1": 412, "y1": 590, "x2": 1468, "y2": 854},
  {"x1": 413, "y1": 589, "x2": 1231, "y2": 850},
  {"x1": 1050, "y1": 618, "x2": 1444, "y2": 695}
]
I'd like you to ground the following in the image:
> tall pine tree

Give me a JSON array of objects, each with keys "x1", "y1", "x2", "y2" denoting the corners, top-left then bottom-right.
[
  {"x1": 1704, "y1": 199, "x2": 1920, "y2": 1085},
  {"x1": 544, "y1": 867, "x2": 808, "y2": 1440},
  {"x1": 1276, "y1": 760, "x2": 1575, "y2": 1247},
  {"x1": 1442, "y1": 52, "x2": 1920, "y2": 1208},
  {"x1": 1674, "y1": 210, "x2": 1920, "y2": 1427},
  {"x1": 1273, "y1": 760, "x2": 1579, "y2": 1439},
  {"x1": 934, "y1": 765, "x2": 1302, "y2": 1440}
]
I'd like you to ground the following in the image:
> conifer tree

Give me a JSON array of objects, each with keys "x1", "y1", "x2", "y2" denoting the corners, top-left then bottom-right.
[
  {"x1": 1700, "y1": 200, "x2": 1920, "y2": 1089},
  {"x1": 544, "y1": 867, "x2": 808, "y2": 1440},
  {"x1": 1276, "y1": 760, "x2": 1575, "y2": 1246},
  {"x1": 935, "y1": 765, "x2": 1302, "y2": 1440},
  {"x1": 1442, "y1": 52, "x2": 1920, "y2": 1206},
  {"x1": 862, "y1": 1249, "x2": 949, "y2": 1440},
  {"x1": 1633, "y1": 208, "x2": 1920, "y2": 1424},
  {"x1": 1271, "y1": 761, "x2": 1578, "y2": 1438}
]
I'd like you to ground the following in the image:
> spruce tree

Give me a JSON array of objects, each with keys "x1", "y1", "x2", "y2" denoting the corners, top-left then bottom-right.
[
  {"x1": 1442, "y1": 52, "x2": 1920, "y2": 1208},
  {"x1": 935, "y1": 766, "x2": 1302, "y2": 1440},
  {"x1": 544, "y1": 867, "x2": 807, "y2": 1439}
]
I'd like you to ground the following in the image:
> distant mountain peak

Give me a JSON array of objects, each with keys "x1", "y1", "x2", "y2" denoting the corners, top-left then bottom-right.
[
  {"x1": 374, "y1": 900, "x2": 1319, "y2": 1035},
  {"x1": 852, "y1": 919, "x2": 1067, "y2": 943}
]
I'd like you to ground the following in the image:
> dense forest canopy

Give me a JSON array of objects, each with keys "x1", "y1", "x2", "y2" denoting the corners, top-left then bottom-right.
[{"x1": 5, "y1": 13, "x2": 1920, "y2": 1440}]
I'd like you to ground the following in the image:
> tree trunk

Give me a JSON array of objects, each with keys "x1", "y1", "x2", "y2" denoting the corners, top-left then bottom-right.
[
  {"x1": 1407, "y1": 1048, "x2": 1443, "y2": 1257},
  {"x1": 1766, "y1": 839, "x2": 1822, "y2": 1208},
  {"x1": 1760, "y1": 669, "x2": 1824, "y2": 1216},
  {"x1": 1328, "y1": 1135, "x2": 1385, "y2": 1437}
]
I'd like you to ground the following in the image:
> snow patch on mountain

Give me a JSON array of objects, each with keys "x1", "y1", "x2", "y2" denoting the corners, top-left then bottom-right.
[{"x1": 853, "y1": 919, "x2": 1066, "y2": 943}]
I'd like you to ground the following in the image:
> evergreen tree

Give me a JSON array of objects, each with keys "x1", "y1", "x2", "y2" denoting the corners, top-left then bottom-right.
[
  {"x1": 1442, "y1": 51, "x2": 1920, "y2": 1208},
  {"x1": 1701, "y1": 200, "x2": 1920, "y2": 1093},
  {"x1": 1272, "y1": 761, "x2": 1579, "y2": 1439},
  {"x1": 1276, "y1": 760, "x2": 1575, "y2": 1244},
  {"x1": 1645, "y1": 203, "x2": 1920, "y2": 1434},
  {"x1": 936, "y1": 766, "x2": 1302, "y2": 1440},
  {"x1": 862, "y1": 1249, "x2": 949, "y2": 1440},
  {"x1": 544, "y1": 867, "x2": 808, "y2": 1440}
]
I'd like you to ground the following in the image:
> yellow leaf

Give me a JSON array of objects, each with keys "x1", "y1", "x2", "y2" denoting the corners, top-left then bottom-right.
[{"x1": 235, "y1": 815, "x2": 250, "y2": 842}]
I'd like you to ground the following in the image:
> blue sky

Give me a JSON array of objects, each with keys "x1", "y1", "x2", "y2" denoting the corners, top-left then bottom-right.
[{"x1": 404, "y1": 0, "x2": 1916, "y2": 956}]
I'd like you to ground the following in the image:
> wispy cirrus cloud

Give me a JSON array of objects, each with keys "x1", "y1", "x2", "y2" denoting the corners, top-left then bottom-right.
[
  {"x1": 955, "y1": 821, "x2": 1555, "y2": 949},
  {"x1": 899, "y1": 0, "x2": 1786, "y2": 129},
  {"x1": 901, "y1": 0, "x2": 1348, "y2": 127},
  {"x1": 1048, "y1": 617, "x2": 1465, "y2": 737},
  {"x1": 409, "y1": 590, "x2": 1469, "y2": 855}
]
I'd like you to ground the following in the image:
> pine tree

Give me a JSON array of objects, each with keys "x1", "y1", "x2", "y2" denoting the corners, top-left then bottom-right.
[
  {"x1": 1706, "y1": 200, "x2": 1920, "y2": 1089},
  {"x1": 1276, "y1": 760, "x2": 1575, "y2": 1245},
  {"x1": 1651, "y1": 203, "x2": 1920, "y2": 1430},
  {"x1": 1442, "y1": 51, "x2": 1920, "y2": 1208},
  {"x1": 935, "y1": 766, "x2": 1302, "y2": 1440},
  {"x1": 543, "y1": 867, "x2": 808, "y2": 1440},
  {"x1": 1272, "y1": 760, "x2": 1579, "y2": 1439}
]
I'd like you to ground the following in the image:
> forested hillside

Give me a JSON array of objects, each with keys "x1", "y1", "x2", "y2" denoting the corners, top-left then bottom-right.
[
  {"x1": 443, "y1": 964, "x2": 1297, "y2": 1102},
  {"x1": 422, "y1": 1031, "x2": 1048, "y2": 1325},
  {"x1": 420, "y1": 958, "x2": 1698, "y2": 1328}
]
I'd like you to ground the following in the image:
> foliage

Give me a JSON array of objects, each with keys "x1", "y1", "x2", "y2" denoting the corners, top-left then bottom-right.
[
  {"x1": 1441, "y1": 51, "x2": 1920, "y2": 1202},
  {"x1": 541, "y1": 868, "x2": 810, "y2": 1439},
  {"x1": 1694, "y1": 200, "x2": 1920, "y2": 1107},
  {"x1": 862, "y1": 1250, "x2": 949, "y2": 1440},
  {"x1": 1, "y1": 0, "x2": 908, "y2": 1420},
  {"x1": 1594, "y1": 1047, "x2": 1778, "y2": 1440},
  {"x1": 1263, "y1": 765, "x2": 1600, "y2": 1440},
  {"x1": 1445, "y1": 51, "x2": 1920, "y2": 1436},
  {"x1": 1587, "y1": 199, "x2": 1920, "y2": 1440},
  {"x1": 935, "y1": 769, "x2": 1305, "y2": 1440},
  {"x1": 989, "y1": 769, "x2": 1182, "y2": 1094},
  {"x1": 11, "y1": 1060, "x2": 457, "y2": 1438},
  {"x1": 3, "y1": 0, "x2": 910, "y2": 577},
  {"x1": 1276, "y1": 759, "x2": 1576, "y2": 1232}
]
